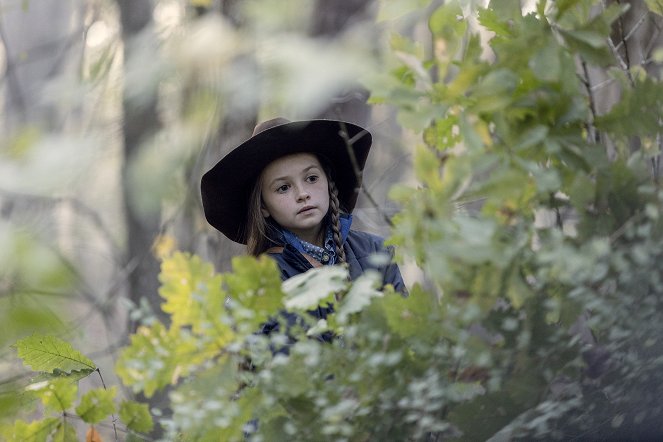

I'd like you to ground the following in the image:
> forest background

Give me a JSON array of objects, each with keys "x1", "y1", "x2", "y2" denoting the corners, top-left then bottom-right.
[{"x1": 1, "y1": 0, "x2": 663, "y2": 440}]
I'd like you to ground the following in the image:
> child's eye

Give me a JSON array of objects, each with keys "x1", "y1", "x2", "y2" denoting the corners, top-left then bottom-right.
[
  {"x1": 306, "y1": 175, "x2": 319, "y2": 183},
  {"x1": 276, "y1": 184, "x2": 290, "y2": 193}
]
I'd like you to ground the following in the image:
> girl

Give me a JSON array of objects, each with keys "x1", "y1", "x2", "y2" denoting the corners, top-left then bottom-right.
[{"x1": 201, "y1": 117, "x2": 405, "y2": 295}]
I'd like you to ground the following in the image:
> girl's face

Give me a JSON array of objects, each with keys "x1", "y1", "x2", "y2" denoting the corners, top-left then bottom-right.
[{"x1": 260, "y1": 153, "x2": 330, "y2": 245}]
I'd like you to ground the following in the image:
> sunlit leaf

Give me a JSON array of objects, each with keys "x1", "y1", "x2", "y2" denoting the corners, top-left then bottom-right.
[
  {"x1": 15, "y1": 335, "x2": 95, "y2": 374},
  {"x1": 75, "y1": 387, "x2": 116, "y2": 424},
  {"x1": 1, "y1": 417, "x2": 59, "y2": 442},
  {"x1": 336, "y1": 270, "x2": 383, "y2": 324},
  {"x1": 115, "y1": 322, "x2": 205, "y2": 398},
  {"x1": 119, "y1": 400, "x2": 154, "y2": 433},
  {"x1": 283, "y1": 266, "x2": 349, "y2": 310},
  {"x1": 227, "y1": 255, "x2": 284, "y2": 312},
  {"x1": 32, "y1": 378, "x2": 78, "y2": 413},
  {"x1": 153, "y1": 234, "x2": 177, "y2": 260},
  {"x1": 51, "y1": 421, "x2": 78, "y2": 442},
  {"x1": 159, "y1": 252, "x2": 232, "y2": 342}
]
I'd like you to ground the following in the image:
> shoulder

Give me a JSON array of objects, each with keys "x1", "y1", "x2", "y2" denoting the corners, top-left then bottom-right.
[
  {"x1": 344, "y1": 229, "x2": 407, "y2": 294},
  {"x1": 345, "y1": 229, "x2": 389, "y2": 258}
]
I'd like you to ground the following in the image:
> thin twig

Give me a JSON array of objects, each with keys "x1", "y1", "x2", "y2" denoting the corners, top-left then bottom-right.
[
  {"x1": 613, "y1": 11, "x2": 650, "y2": 51},
  {"x1": 579, "y1": 61, "x2": 600, "y2": 144},
  {"x1": 552, "y1": 193, "x2": 564, "y2": 230},
  {"x1": 609, "y1": 211, "x2": 643, "y2": 243},
  {"x1": 653, "y1": 133, "x2": 662, "y2": 183},
  {"x1": 590, "y1": 77, "x2": 616, "y2": 92},
  {"x1": 0, "y1": 189, "x2": 123, "y2": 261},
  {"x1": 606, "y1": 37, "x2": 634, "y2": 86},
  {"x1": 337, "y1": 121, "x2": 394, "y2": 227}
]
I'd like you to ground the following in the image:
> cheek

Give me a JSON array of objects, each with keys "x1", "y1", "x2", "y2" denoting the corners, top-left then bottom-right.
[
  {"x1": 260, "y1": 192, "x2": 273, "y2": 215},
  {"x1": 319, "y1": 189, "x2": 330, "y2": 209},
  {"x1": 262, "y1": 193, "x2": 287, "y2": 215}
]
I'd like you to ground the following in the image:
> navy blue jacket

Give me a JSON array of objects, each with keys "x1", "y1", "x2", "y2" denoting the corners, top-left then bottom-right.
[
  {"x1": 260, "y1": 230, "x2": 406, "y2": 342},
  {"x1": 269, "y1": 229, "x2": 406, "y2": 293}
]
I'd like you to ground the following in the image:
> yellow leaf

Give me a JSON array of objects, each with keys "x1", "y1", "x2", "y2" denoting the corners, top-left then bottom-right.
[{"x1": 152, "y1": 234, "x2": 177, "y2": 260}]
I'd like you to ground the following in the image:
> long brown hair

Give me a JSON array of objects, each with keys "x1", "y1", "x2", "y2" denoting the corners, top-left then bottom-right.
[{"x1": 246, "y1": 156, "x2": 347, "y2": 263}]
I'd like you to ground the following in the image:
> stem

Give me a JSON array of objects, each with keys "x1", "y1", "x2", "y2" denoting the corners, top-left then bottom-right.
[
  {"x1": 580, "y1": 61, "x2": 600, "y2": 144},
  {"x1": 551, "y1": 193, "x2": 564, "y2": 230},
  {"x1": 96, "y1": 368, "x2": 119, "y2": 442},
  {"x1": 607, "y1": 32, "x2": 634, "y2": 87}
]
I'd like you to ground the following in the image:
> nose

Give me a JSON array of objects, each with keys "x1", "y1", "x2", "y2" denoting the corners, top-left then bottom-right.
[{"x1": 296, "y1": 185, "x2": 310, "y2": 202}]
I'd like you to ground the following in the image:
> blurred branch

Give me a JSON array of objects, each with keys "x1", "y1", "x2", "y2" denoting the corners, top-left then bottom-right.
[
  {"x1": 579, "y1": 61, "x2": 600, "y2": 144},
  {"x1": 613, "y1": 10, "x2": 649, "y2": 51},
  {"x1": 338, "y1": 121, "x2": 394, "y2": 227},
  {"x1": 0, "y1": 189, "x2": 123, "y2": 261}
]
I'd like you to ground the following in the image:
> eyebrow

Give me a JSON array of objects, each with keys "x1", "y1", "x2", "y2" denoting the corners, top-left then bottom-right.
[{"x1": 267, "y1": 165, "x2": 321, "y2": 187}]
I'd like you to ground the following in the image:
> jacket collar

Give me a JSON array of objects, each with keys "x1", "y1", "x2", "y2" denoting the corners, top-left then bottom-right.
[{"x1": 276, "y1": 213, "x2": 353, "y2": 253}]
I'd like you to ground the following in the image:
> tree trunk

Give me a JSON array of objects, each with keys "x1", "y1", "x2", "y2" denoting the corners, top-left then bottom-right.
[{"x1": 115, "y1": 0, "x2": 164, "y2": 327}]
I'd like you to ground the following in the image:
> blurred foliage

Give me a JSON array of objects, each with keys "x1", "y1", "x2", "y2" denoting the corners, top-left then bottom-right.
[
  {"x1": 0, "y1": 222, "x2": 72, "y2": 348},
  {"x1": 1, "y1": 335, "x2": 152, "y2": 440},
  {"x1": 3, "y1": 0, "x2": 663, "y2": 440}
]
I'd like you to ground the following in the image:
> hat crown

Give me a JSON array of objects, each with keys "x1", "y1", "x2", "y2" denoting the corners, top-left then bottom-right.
[{"x1": 252, "y1": 117, "x2": 291, "y2": 136}]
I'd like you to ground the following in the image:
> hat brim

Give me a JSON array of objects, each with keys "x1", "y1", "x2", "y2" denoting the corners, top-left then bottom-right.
[{"x1": 201, "y1": 119, "x2": 372, "y2": 244}]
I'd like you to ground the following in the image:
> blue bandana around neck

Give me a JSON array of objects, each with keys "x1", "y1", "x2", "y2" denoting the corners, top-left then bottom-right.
[{"x1": 277, "y1": 213, "x2": 352, "y2": 265}]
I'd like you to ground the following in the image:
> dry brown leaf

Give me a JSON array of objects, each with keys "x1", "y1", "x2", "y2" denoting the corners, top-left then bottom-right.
[{"x1": 86, "y1": 426, "x2": 103, "y2": 442}]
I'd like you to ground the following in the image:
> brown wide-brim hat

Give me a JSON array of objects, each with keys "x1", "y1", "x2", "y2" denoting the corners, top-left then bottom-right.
[{"x1": 201, "y1": 118, "x2": 372, "y2": 244}]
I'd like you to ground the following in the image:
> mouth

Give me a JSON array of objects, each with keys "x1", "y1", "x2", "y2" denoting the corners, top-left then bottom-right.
[{"x1": 298, "y1": 206, "x2": 316, "y2": 214}]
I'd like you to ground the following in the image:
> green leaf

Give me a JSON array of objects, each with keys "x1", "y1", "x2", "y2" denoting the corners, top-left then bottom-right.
[
  {"x1": 447, "y1": 390, "x2": 526, "y2": 440},
  {"x1": 382, "y1": 284, "x2": 440, "y2": 340},
  {"x1": 116, "y1": 322, "x2": 203, "y2": 398},
  {"x1": 282, "y1": 265, "x2": 349, "y2": 310},
  {"x1": 28, "y1": 368, "x2": 97, "y2": 385},
  {"x1": 552, "y1": 0, "x2": 585, "y2": 21},
  {"x1": 512, "y1": 125, "x2": 549, "y2": 152},
  {"x1": 429, "y1": 1, "x2": 467, "y2": 64},
  {"x1": 51, "y1": 421, "x2": 77, "y2": 442},
  {"x1": 489, "y1": 0, "x2": 522, "y2": 20},
  {"x1": 15, "y1": 334, "x2": 96, "y2": 374},
  {"x1": 31, "y1": 378, "x2": 78, "y2": 412},
  {"x1": 168, "y1": 357, "x2": 248, "y2": 438},
  {"x1": 1, "y1": 417, "x2": 59, "y2": 442},
  {"x1": 75, "y1": 387, "x2": 117, "y2": 424},
  {"x1": 119, "y1": 400, "x2": 154, "y2": 433},
  {"x1": 478, "y1": 7, "x2": 513, "y2": 37},
  {"x1": 558, "y1": 29, "x2": 612, "y2": 66},
  {"x1": 335, "y1": 270, "x2": 384, "y2": 324},
  {"x1": 645, "y1": 0, "x2": 663, "y2": 15},
  {"x1": 595, "y1": 75, "x2": 663, "y2": 137},
  {"x1": 562, "y1": 29, "x2": 605, "y2": 48},
  {"x1": 469, "y1": 68, "x2": 519, "y2": 113},
  {"x1": 0, "y1": 390, "x2": 34, "y2": 423},
  {"x1": 529, "y1": 40, "x2": 561, "y2": 82},
  {"x1": 226, "y1": 255, "x2": 285, "y2": 331},
  {"x1": 159, "y1": 252, "x2": 218, "y2": 328}
]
